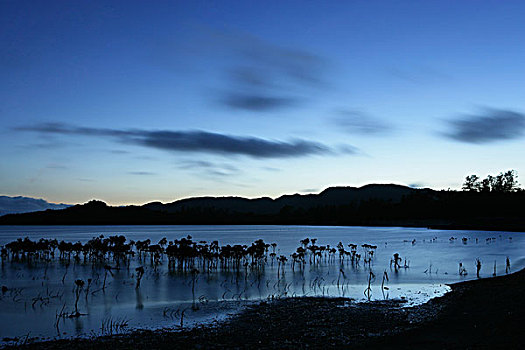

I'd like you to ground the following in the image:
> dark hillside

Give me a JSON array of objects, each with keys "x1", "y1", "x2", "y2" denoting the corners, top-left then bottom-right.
[{"x1": 1, "y1": 184, "x2": 525, "y2": 231}]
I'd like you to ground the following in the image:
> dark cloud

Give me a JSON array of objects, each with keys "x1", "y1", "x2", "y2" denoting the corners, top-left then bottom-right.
[
  {"x1": 222, "y1": 94, "x2": 298, "y2": 111},
  {"x1": 139, "y1": 131, "x2": 329, "y2": 158},
  {"x1": 444, "y1": 109, "x2": 525, "y2": 143},
  {"x1": 16, "y1": 123, "x2": 336, "y2": 159},
  {"x1": 333, "y1": 110, "x2": 393, "y2": 135}
]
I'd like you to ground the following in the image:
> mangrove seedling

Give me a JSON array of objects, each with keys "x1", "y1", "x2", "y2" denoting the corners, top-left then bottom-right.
[
  {"x1": 475, "y1": 258, "x2": 482, "y2": 278},
  {"x1": 459, "y1": 262, "x2": 468, "y2": 276}
]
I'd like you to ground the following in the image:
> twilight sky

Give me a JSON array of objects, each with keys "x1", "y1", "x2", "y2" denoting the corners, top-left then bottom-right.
[{"x1": 1, "y1": 0, "x2": 524, "y2": 205}]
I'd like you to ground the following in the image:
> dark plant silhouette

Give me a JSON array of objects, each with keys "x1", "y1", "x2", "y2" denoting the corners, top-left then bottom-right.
[
  {"x1": 462, "y1": 170, "x2": 520, "y2": 193},
  {"x1": 475, "y1": 258, "x2": 482, "y2": 278},
  {"x1": 391, "y1": 253, "x2": 402, "y2": 271},
  {"x1": 459, "y1": 262, "x2": 468, "y2": 276}
]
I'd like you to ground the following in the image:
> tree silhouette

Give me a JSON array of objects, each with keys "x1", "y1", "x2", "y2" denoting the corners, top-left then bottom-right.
[
  {"x1": 462, "y1": 170, "x2": 520, "y2": 193},
  {"x1": 462, "y1": 175, "x2": 480, "y2": 192}
]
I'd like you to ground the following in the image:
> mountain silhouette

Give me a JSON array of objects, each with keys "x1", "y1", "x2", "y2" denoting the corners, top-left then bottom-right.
[
  {"x1": 0, "y1": 195, "x2": 71, "y2": 216},
  {"x1": 144, "y1": 184, "x2": 416, "y2": 215},
  {"x1": 1, "y1": 184, "x2": 524, "y2": 231}
]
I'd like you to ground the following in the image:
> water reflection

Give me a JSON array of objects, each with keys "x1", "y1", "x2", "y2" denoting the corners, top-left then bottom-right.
[
  {"x1": 0, "y1": 225, "x2": 522, "y2": 343},
  {"x1": 135, "y1": 289, "x2": 143, "y2": 310}
]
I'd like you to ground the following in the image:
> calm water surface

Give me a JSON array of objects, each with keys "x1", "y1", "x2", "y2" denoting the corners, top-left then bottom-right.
[{"x1": 0, "y1": 225, "x2": 523, "y2": 343}]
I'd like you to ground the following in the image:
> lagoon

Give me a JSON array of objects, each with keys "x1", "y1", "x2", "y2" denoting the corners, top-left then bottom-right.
[{"x1": 0, "y1": 225, "x2": 523, "y2": 343}]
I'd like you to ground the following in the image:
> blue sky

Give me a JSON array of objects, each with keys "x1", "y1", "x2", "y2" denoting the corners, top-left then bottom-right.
[{"x1": 1, "y1": 0, "x2": 524, "y2": 205}]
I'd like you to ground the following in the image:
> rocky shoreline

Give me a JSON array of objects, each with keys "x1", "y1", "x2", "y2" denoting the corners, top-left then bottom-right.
[{"x1": 6, "y1": 268, "x2": 525, "y2": 349}]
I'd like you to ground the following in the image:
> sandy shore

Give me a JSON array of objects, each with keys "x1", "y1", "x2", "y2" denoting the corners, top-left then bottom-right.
[{"x1": 6, "y1": 268, "x2": 525, "y2": 349}]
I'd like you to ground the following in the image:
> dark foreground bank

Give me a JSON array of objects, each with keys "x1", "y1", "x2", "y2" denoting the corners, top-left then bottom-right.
[{"x1": 6, "y1": 268, "x2": 525, "y2": 349}]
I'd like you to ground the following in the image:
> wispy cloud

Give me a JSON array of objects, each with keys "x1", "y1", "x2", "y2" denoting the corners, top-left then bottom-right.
[
  {"x1": 127, "y1": 171, "x2": 156, "y2": 176},
  {"x1": 337, "y1": 144, "x2": 361, "y2": 155},
  {"x1": 76, "y1": 178, "x2": 95, "y2": 182},
  {"x1": 261, "y1": 166, "x2": 281, "y2": 172},
  {"x1": 209, "y1": 31, "x2": 327, "y2": 112},
  {"x1": 443, "y1": 108, "x2": 525, "y2": 143},
  {"x1": 45, "y1": 163, "x2": 68, "y2": 170},
  {"x1": 300, "y1": 188, "x2": 319, "y2": 193},
  {"x1": 333, "y1": 110, "x2": 393, "y2": 135},
  {"x1": 16, "y1": 123, "x2": 342, "y2": 159},
  {"x1": 386, "y1": 66, "x2": 450, "y2": 84},
  {"x1": 177, "y1": 160, "x2": 240, "y2": 178}
]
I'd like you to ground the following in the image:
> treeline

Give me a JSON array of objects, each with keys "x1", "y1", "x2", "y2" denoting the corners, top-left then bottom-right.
[{"x1": 462, "y1": 170, "x2": 521, "y2": 193}]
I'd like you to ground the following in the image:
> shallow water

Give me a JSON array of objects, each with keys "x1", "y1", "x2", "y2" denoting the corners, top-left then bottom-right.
[{"x1": 0, "y1": 225, "x2": 523, "y2": 343}]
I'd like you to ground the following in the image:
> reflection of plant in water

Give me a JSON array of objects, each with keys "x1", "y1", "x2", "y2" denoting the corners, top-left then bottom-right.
[
  {"x1": 337, "y1": 268, "x2": 346, "y2": 287},
  {"x1": 277, "y1": 255, "x2": 287, "y2": 279},
  {"x1": 100, "y1": 317, "x2": 129, "y2": 335},
  {"x1": 135, "y1": 266, "x2": 145, "y2": 289},
  {"x1": 381, "y1": 270, "x2": 390, "y2": 300},
  {"x1": 364, "y1": 270, "x2": 375, "y2": 301},
  {"x1": 31, "y1": 288, "x2": 62, "y2": 309},
  {"x1": 191, "y1": 268, "x2": 200, "y2": 310},
  {"x1": 84, "y1": 278, "x2": 92, "y2": 299},
  {"x1": 179, "y1": 308, "x2": 188, "y2": 328},
  {"x1": 2, "y1": 231, "x2": 499, "y2": 338},
  {"x1": 73, "y1": 279, "x2": 84, "y2": 316},
  {"x1": 102, "y1": 264, "x2": 114, "y2": 290}
]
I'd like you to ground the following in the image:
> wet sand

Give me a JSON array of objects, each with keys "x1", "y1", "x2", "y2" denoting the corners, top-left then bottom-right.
[{"x1": 6, "y1": 268, "x2": 525, "y2": 349}]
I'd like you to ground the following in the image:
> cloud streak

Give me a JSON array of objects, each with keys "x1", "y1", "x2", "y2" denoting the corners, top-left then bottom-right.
[
  {"x1": 128, "y1": 171, "x2": 156, "y2": 176},
  {"x1": 16, "y1": 123, "x2": 341, "y2": 159},
  {"x1": 443, "y1": 109, "x2": 525, "y2": 143},
  {"x1": 222, "y1": 94, "x2": 298, "y2": 111},
  {"x1": 333, "y1": 110, "x2": 393, "y2": 135},
  {"x1": 177, "y1": 160, "x2": 240, "y2": 178}
]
